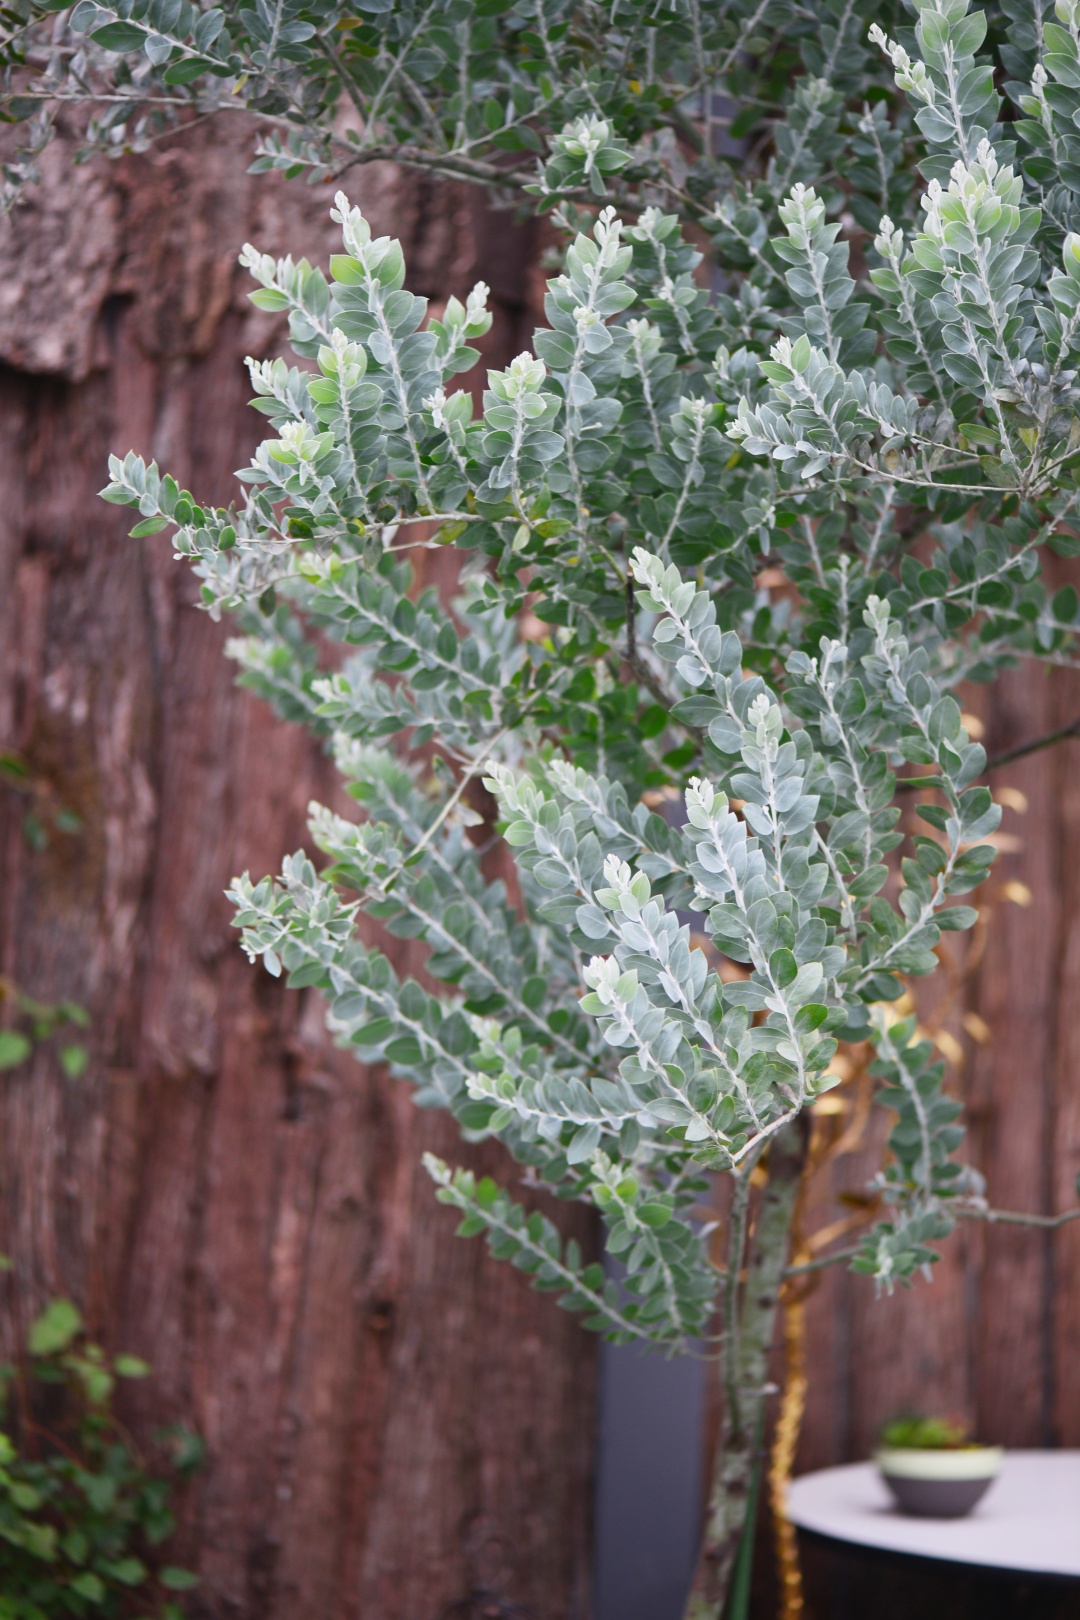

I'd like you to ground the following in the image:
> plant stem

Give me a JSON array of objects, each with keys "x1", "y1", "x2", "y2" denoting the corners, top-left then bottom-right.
[
  {"x1": 726, "y1": 1402, "x2": 766, "y2": 1620},
  {"x1": 958, "y1": 1202, "x2": 1080, "y2": 1229},
  {"x1": 896, "y1": 711, "x2": 1080, "y2": 792},
  {"x1": 684, "y1": 1119, "x2": 808, "y2": 1620},
  {"x1": 984, "y1": 714, "x2": 1080, "y2": 769}
]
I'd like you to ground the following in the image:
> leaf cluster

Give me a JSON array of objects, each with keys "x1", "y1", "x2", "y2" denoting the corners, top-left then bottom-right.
[
  {"x1": 0, "y1": 985, "x2": 89, "y2": 1081},
  {"x1": 0, "y1": 1300, "x2": 200, "y2": 1619}
]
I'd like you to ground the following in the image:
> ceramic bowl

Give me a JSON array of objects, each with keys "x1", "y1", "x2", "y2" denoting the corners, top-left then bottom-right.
[{"x1": 875, "y1": 1445, "x2": 1004, "y2": 1518}]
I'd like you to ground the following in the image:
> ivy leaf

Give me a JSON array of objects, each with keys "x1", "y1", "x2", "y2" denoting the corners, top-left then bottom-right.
[
  {"x1": 60, "y1": 1044, "x2": 89, "y2": 1079},
  {"x1": 160, "y1": 1566, "x2": 201, "y2": 1590},
  {"x1": 29, "y1": 1298, "x2": 82, "y2": 1356},
  {"x1": 0, "y1": 1031, "x2": 31, "y2": 1069},
  {"x1": 70, "y1": 1573, "x2": 105, "y2": 1601}
]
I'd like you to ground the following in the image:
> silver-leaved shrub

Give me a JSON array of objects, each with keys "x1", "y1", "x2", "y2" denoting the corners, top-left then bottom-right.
[{"x1": 82, "y1": 0, "x2": 1080, "y2": 1611}]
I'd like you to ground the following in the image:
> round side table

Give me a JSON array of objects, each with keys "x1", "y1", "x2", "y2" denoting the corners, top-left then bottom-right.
[{"x1": 786, "y1": 1451, "x2": 1080, "y2": 1620}]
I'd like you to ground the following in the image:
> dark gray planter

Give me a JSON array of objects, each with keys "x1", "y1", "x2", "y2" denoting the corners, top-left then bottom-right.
[{"x1": 875, "y1": 1446, "x2": 1004, "y2": 1518}]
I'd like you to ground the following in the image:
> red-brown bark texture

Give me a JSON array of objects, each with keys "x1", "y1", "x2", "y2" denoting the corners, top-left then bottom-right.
[{"x1": 0, "y1": 124, "x2": 596, "y2": 1620}]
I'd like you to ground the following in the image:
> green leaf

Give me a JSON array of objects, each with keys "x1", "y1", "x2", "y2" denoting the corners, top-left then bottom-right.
[
  {"x1": 74, "y1": 1354, "x2": 114, "y2": 1406},
  {"x1": 100, "y1": 1556, "x2": 147, "y2": 1585},
  {"x1": 113, "y1": 1353, "x2": 151, "y2": 1378},
  {"x1": 917, "y1": 11, "x2": 949, "y2": 54},
  {"x1": 329, "y1": 254, "x2": 365, "y2": 285},
  {"x1": 0, "y1": 751, "x2": 29, "y2": 781},
  {"x1": 769, "y1": 948, "x2": 798, "y2": 988},
  {"x1": 29, "y1": 1298, "x2": 82, "y2": 1356},
  {"x1": 847, "y1": 865, "x2": 889, "y2": 901},
  {"x1": 384, "y1": 1036, "x2": 421, "y2": 1064},
  {"x1": 248, "y1": 288, "x2": 290, "y2": 311},
  {"x1": 794, "y1": 1003, "x2": 829, "y2": 1033},
  {"x1": 0, "y1": 1031, "x2": 31, "y2": 1069},
  {"x1": 162, "y1": 57, "x2": 210, "y2": 84},
  {"x1": 928, "y1": 696, "x2": 960, "y2": 745},
  {"x1": 937, "y1": 905, "x2": 978, "y2": 932},
  {"x1": 160, "y1": 1566, "x2": 200, "y2": 1590},
  {"x1": 949, "y1": 11, "x2": 987, "y2": 55},
  {"x1": 1052, "y1": 584, "x2": 1079, "y2": 624},
  {"x1": 23, "y1": 813, "x2": 47, "y2": 851},
  {"x1": 88, "y1": 21, "x2": 147, "y2": 50},
  {"x1": 70, "y1": 1573, "x2": 105, "y2": 1601},
  {"x1": 60, "y1": 1044, "x2": 89, "y2": 1079}
]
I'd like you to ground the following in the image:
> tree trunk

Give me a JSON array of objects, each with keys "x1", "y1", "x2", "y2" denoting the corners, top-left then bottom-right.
[
  {"x1": 0, "y1": 122, "x2": 596, "y2": 1620},
  {"x1": 687, "y1": 1124, "x2": 806, "y2": 1620}
]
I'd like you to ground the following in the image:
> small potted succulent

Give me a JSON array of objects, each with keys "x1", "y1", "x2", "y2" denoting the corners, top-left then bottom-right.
[{"x1": 875, "y1": 1417, "x2": 1004, "y2": 1518}]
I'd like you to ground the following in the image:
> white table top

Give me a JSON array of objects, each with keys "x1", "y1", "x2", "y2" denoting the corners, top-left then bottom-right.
[{"x1": 787, "y1": 1451, "x2": 1080, "y2": 1577}]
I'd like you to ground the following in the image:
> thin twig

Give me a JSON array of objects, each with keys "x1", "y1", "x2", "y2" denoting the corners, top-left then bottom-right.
[
  {"x1": 782, "y1": 1244, "x2": 861, "y2": 1280},
  {"x1": 332, "y1": 140, "x2": 534, "y2": 191},
  {"x1": 894, "y1": 711, "x2": 1080, "y2": 793},
  {"x1": 983, "y1": 713, "x2": 1080, "y2": 770},
  {"x1": 957, "y1": 1203, "x2": 1080, "y2": 1230},
  {"x1": 382, "y1": 732, "x2": 507, "y2": 893},
  {"x1": 783, "y1": 1206, "x2": 1080, "y2": 1279}
]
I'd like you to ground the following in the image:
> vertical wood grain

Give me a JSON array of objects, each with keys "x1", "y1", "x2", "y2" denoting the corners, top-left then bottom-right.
[{"x1": 0, "y1": 124, "x2": 595, "y2": 1620}]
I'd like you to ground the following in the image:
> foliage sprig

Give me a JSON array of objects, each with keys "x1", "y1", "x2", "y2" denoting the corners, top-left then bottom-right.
[
  {"x1": 0, "y1": 1299, "x2": 200, "y2": 1619},
  {"x1": 99, "y1": 0, "x2": 1080, "y2": 1324}
]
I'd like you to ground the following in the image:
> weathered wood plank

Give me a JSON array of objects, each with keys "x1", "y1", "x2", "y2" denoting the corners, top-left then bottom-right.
[{"x1": 0, "y1": 124, "x2": 596, "y2": 1620}]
